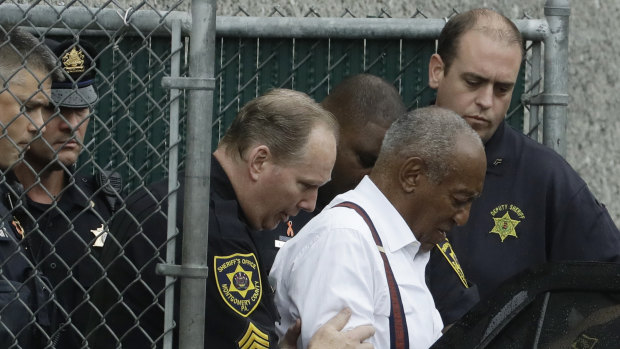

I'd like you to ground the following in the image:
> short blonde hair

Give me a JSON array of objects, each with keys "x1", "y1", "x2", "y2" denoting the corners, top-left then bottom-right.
[{"x1": 219, "y1": 88, "x2": 338, "y2": 163}]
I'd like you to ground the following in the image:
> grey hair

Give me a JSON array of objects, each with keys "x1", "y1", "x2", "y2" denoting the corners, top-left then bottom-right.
[
  {"x1": 376, "y1": 106, "x2": 482, "y2": 183},
  {"x1": 0, "y1": 27, "x2": 61, "y2": 84}
]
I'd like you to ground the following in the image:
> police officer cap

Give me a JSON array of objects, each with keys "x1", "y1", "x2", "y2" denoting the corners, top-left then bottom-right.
[{"x1": 45, "y1": 39, "x2": 98, "y2": 108}]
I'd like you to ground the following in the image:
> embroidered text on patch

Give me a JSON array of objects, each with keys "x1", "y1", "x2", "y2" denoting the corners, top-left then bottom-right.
[
  {"x1": 489, "y1": 204, "x2": 525, "y2": 242},
  {"x1": 215, "y1": 253, "x2": 262, "y2": 317}
]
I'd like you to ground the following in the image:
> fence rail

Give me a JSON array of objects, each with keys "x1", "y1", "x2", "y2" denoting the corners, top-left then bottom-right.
[{"x1": 0, "y1": 1, "x2": 569, "y2": 347}]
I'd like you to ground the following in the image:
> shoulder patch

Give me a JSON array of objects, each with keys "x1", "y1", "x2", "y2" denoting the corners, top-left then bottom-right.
[
  {"x1": 437, "y1": 239, "x2": 468, "y2": 288},
  {"x1": 238, "y1": 321, "x2": 269, "y2": 349},
  {"x1": 215, "y1": 253, "x2": 262, "y2": 317},
  {"x1": 571, "y1": 333, "x2": 598, "y2": 349}
]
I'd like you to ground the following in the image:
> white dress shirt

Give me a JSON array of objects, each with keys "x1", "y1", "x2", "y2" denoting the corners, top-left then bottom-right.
[{"x1": 270, "y1": 176, "x2": 443, "y2": 349}]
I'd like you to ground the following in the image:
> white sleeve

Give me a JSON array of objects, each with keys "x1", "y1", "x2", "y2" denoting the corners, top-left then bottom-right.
[{"x1": 287, "y1": 224, "x2": 379, "y2": 348}]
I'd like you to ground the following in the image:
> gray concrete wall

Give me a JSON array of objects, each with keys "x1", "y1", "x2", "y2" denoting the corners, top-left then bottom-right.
[{"x1": 81, "y1": 0, "x2": 619, "y2": 224}]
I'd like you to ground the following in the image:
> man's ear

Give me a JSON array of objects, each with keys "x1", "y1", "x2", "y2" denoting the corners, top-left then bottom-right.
[
  {"x1": 247, "y1": 145, "x2": 271, "y2": 181},
  {"x1": 428, "y1": 53, "x2": 445, "y2": 89},
  {"x1": 399, "y1": 157, "x2": 425, "y2": 193}
]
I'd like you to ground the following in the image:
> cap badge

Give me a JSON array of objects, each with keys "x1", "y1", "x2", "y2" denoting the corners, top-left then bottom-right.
[{"x1": 62, "y1": 47, "x2": 85, "y2": 73}]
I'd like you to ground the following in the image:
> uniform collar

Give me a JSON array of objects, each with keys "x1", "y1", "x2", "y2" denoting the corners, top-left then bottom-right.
[
  {"x1": 210, "y1": 154, "x2": 237, "y2": 201},
  {"x1": 343, "y1": 176, "x2": 418, "y2": 253},
  {"x1": 1, "y1": 171, "x2": 24, "y2": 210},
  {"x1": 62, "y1": 173, "x2": 92, "y2": 209},
  {"x1": 484, "y1": 121, "x2": 508, "y2": 175},
  {"x1": 209, "y1": 155, "x2": 255, "y2": 229}
]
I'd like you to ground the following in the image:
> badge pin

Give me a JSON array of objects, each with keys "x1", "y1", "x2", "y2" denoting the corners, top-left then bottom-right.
[
  {"x1": 286, "y1": 220, "x2": 295, "y2": 237},
  {"x1": 11, "y1": 218, "x2": 25, "y2": 239},
  {"x1": 90, "y1": 224, "x2": 108, "y2": 247}
]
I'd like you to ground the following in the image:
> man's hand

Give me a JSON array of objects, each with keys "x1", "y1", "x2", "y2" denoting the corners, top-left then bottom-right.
[
  {"x1": 279, "y1": 308, "x2": 375, "y2": 349},
  {"x1": 279, "y1": 319, "x2": 302, "y2": 349},
  {"x1": 308, "y1": 308, "x2": 374, "y2": 349}
]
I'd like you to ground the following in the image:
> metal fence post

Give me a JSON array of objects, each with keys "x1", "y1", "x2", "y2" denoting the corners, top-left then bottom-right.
[
  {"x1": 543, "y1": 0, "x2": 570, "y2": 156},
  {"x1": 177, "y1": 0, "x2": 217, "y2": 347},
  {"x1": 162, "y1": 20, "x2": 183, "y2": 349}
]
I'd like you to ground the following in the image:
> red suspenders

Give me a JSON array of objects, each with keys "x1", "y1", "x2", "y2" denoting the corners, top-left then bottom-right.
[{"x1": 335, "y1": 201, "x2": 409, "y2": 349}]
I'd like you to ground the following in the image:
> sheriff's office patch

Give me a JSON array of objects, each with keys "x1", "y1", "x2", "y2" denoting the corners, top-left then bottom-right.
[
  {"x1": 238, "y1": 321, "x2": 269, "y2": 349},
  {"x1": 489, "y1": 204, "x2": 525, "y2": 242},
  {"x1": 215, "y1": 253, "x2": 262, "y2": 317},
  {"x1": 571, "y1": 333, "x2": 598, "y2": 349},
  {"x1": 436, "y1": 239, "x2": 468, "y2": 288}
]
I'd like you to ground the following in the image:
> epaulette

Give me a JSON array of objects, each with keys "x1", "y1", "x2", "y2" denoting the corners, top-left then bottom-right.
[{"x1": 95, "y1": 170, "x2": 123, "y2": 213}]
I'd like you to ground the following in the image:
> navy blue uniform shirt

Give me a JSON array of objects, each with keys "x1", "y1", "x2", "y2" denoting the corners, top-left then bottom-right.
[
  {"x1": 89, "y1": 156, "x2": 278, "y2": 348},
  {"x1": 440, "y1": 121, "x2": 620, "y2": 303}
]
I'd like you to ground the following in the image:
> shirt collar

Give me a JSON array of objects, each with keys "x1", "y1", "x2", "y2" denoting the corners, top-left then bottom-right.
[{"x1": 339, "y1": 176, "x2": 418, "y2": 253}]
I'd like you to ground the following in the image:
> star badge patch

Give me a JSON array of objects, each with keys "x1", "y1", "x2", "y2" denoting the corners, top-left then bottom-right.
[
  {"x1": 489, "y1": 204, "x2": 525, "y2": 242},
  {"x1": 215, "y1": 253, "x2": 262, "y2": 317}
]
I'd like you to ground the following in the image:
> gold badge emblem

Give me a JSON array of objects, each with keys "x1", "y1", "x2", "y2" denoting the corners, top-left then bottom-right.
[
  {"x1": 215, "y1": 253, "x2": 262, "y2": 317},
  {"x1": 238, "y1": 322, "x2": 269, "y2": 349},
  {"x1": 489, "y1": 204, "x2": 525, "y2": 242},
  {"x1": 90, "y1": 224, "x2": 108, "y2": 247},
  {"x1": 436, "y1": 239, "x2": 469, "y2": 288},
  {"x1": 571, "y1": 333, "x2": 598, "y2": 349},
  {"x1": 62, "y1": 47, "x2": 85, "y2": 73}
]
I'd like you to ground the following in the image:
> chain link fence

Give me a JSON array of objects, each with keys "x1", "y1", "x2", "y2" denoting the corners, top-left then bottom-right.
[{"x1": 0, "y1": 0, "x2": 568, "y2": 347}]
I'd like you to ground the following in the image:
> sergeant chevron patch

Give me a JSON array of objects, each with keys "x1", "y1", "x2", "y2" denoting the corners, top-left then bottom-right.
[{"x1": 238, "y1": 322, "x2": 269, "y2": 349}]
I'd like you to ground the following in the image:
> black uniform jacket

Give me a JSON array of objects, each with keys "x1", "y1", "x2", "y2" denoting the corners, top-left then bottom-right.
[
  {"x1": 23, "y1": 173, "x2": 113, "y2": 348},
  {"x1": 439, "y1": 121, "x2": 620, "y2": 304},
  {"x1": 0, "y1": 174, "x2": 56, "y2": 348},
  {"x1": 89, "y1": 156, "x2": 278, "y2": 348}
]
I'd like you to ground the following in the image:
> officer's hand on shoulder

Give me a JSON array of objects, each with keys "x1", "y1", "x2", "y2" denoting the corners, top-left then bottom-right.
[
  {"x1": 279, "y1": 308, "x2": 374, "y2": 349},
  {"x1": 309, "y1": 308, "x2": 374, "y2": 349},
  {"x1": 279, "y1": 318, "x2": 301, "y2": 349}
]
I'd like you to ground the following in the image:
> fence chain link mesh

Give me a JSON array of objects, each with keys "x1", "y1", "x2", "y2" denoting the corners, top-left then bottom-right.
[{"x1": 0, "y1": 2, "x2": 564, "y2": 347}]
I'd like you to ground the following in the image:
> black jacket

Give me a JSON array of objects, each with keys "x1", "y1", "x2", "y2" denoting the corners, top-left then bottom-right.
[
  {"x1": 89, "y1": 156, "x2": 279, "y2": 348},
  {"x1": 440, "y1": 121, "x2": 620, "y2": 303},
  {"x1": 0, "y1": 173, "x2": 57, "y2": 348},
  {"x1": 23, "y1": 173, "x2": 114, "y2": 348}
]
